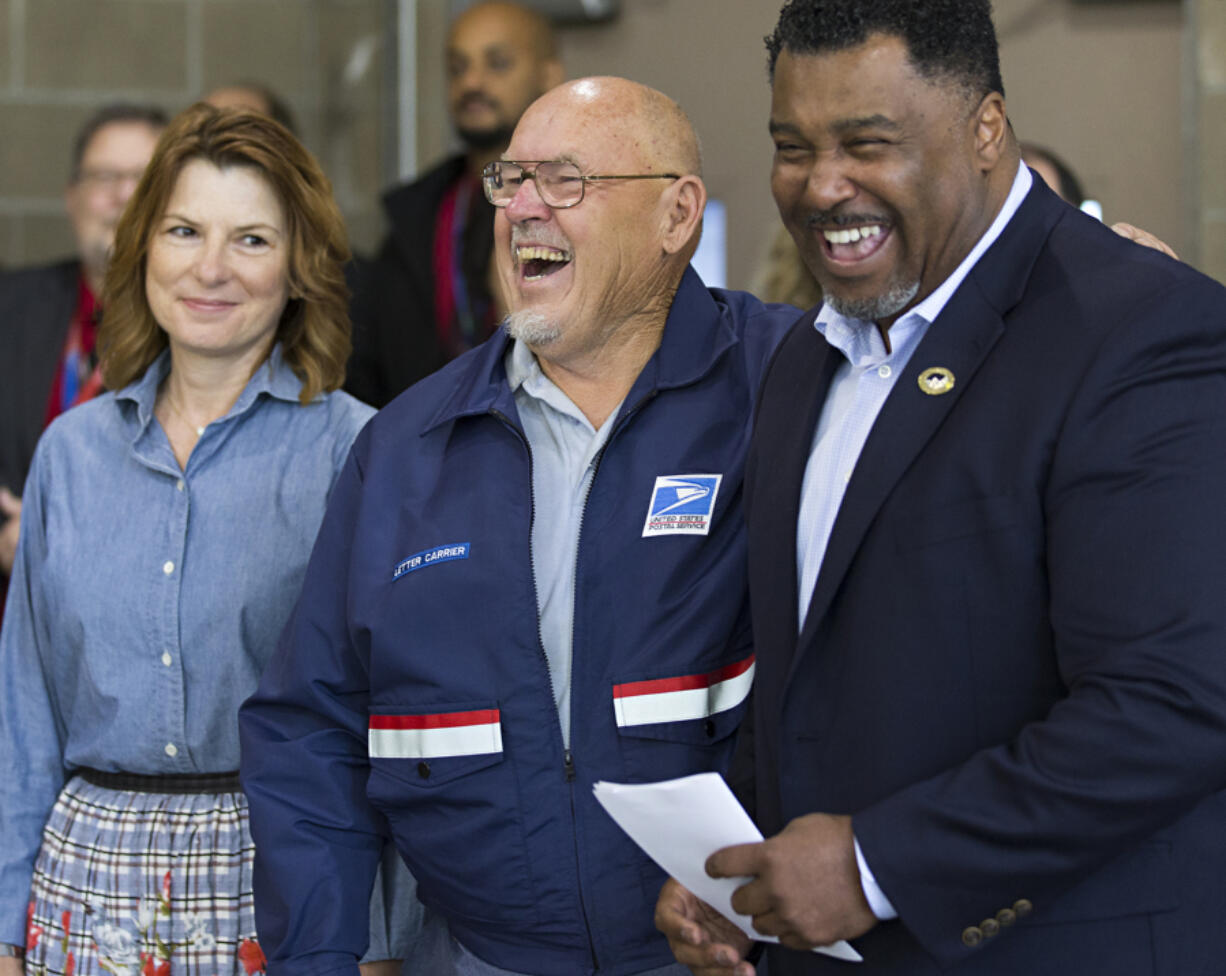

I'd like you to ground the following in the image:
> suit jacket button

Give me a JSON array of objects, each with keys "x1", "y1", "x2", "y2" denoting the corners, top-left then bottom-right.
[
  {"x1": 996, "y1": 907, "x2": 1017, "y2": 926},
  {"x1": 417, "y1": 761, "x2": 431, "y2": 779},
  {"x1": 704, "y1": 719, "x2": 716, "y2": 738},
  {"x1": 980, "y1": 918, "x2": 1000, "y2": 938},
  {"x1": 1013, "y1": 899, "x2": 1033, "y2": 918},
  {"x1": 961, "y1": 926, "x2": 983, "y2": 947}
]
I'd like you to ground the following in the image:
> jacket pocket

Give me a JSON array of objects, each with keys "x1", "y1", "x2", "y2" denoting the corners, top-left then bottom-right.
[
  {"x1": 366, "y1": 701, "x2": 538, "y2": 927},
  {"x1": 368, "y1": 703, "x2": 503, "y2": 786}
]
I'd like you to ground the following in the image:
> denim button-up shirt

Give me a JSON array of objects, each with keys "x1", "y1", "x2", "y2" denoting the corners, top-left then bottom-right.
[{"x1": 0, "y1": 345, "x2": 373, "y2": 944}]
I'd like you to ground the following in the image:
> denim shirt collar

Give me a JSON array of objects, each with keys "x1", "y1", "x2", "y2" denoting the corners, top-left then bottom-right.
[{"x1": 115, "y1": 343, "x2": 303, "y2": 436}]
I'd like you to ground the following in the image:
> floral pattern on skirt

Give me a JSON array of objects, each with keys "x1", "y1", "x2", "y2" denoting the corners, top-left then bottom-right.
[{"x1": 24, "y1": 776, "x2": 265, "y2": 976}]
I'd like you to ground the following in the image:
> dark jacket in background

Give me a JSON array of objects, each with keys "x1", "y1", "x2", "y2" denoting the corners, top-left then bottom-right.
[
  {"x1": 0, "y1": 258, "x2": 78, "y2": 611},
  {"x1": 346, "y1": 156, "x2": 496, "y2": 408},
  {"x1": 0, "y1": 259, "x2": 78, "y2": 498}
]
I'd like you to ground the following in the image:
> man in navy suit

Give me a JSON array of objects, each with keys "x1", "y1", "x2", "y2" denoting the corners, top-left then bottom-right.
[{"x1": 657, "y1": 1, "x2": 1226, "y2": 974}]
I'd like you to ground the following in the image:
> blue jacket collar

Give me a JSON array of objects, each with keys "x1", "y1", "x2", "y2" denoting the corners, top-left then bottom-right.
[{"x1": 421, "y1": 266, "x2": 737, "y2": 433}]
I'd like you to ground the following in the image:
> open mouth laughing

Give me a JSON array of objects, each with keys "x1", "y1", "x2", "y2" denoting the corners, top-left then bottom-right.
[
  {"x1": 819, "y1": 221, "x2": 891, "y2": 263},
  {"x1": 514, "y1": 244, "x2": 572, "y2": 281}
]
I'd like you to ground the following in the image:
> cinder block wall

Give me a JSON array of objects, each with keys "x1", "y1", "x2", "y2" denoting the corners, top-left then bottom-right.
[
  {"x1": 0, "y1": 0, "x2": 395, "y2": 268},
  {"x1": 1191, "y1": 0, "x2": 1226, "y2": 282}
]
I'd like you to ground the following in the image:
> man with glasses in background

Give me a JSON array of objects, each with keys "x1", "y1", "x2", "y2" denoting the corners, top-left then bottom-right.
[
  {"x1": 240, "y1": 76, "x2": 799, "y2": 976},
  {"x1": 0, "y1": 103, "x2": 166, "y2": 619}
]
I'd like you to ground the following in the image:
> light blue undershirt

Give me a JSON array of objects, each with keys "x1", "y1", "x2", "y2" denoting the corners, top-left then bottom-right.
[
  {"x1": 796, "y1": 162, "x2": 1033, "y2": 920},
  {"x1": 506, "y1": 337, "x2": 622, "y2": 750}
]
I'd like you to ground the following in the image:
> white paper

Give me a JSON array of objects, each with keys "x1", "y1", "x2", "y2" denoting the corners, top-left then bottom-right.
[{"x1": 593, "y1": 772, "x2": 862, "y2": 963}]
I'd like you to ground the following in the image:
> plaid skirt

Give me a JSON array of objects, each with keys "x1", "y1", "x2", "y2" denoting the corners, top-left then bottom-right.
[{"x1": 24, "y1": 775, "x2": 266, "y2": 976}]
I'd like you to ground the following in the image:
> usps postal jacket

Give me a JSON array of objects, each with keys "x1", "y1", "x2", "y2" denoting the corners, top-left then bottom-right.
[
  {"x1": 745, "y1": 179, "x2": 1226, "y2": 975},
  {"x1": 239, "y1": 269, "x2": 800, "y2": 976}
]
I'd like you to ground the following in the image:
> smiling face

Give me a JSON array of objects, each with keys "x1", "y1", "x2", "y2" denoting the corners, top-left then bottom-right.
[
  {"x1": 770, "y1": 35, "x2": 1005, "y2": 326},
  {"x1": 494, "y1": 80, "x2": 688, "y2": 361},
  {"x1": 145, "y1": 158, "x2": 290, "y2": 371}
]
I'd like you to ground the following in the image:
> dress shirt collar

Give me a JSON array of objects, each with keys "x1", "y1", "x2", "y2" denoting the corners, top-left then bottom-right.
[
  {"x1": 505, "y1": 333, "x2": 540, "y2": 395},
  {"x1": 815, "y1": 161, "x2": 1032, "y2": 348},
  {"x1": 505, "y1": 337, "x2": 596, "y2": 431}
]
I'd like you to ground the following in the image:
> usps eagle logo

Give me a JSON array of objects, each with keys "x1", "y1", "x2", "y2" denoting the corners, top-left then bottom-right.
[{"x1": 642, "y1": 474, "x2": 722, "y2": 537}]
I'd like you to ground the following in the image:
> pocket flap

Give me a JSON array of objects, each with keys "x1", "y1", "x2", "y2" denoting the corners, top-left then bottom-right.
[
  {"x1": 369, "y1": 705, "x2": 502, "y2": 760},
  {"x1": 613, "y1": 654, "x2": 754, "y2": 743}
]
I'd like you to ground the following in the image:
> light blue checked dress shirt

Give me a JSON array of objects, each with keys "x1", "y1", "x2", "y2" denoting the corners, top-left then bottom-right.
[{"x1": 797, "y1": 162, "x2": 1032, "y2": 919}]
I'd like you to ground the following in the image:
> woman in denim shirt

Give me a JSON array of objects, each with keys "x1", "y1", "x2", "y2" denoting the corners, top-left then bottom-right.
[{"x1": 0, "y1": 105, "x2": 387, "y2": 975}]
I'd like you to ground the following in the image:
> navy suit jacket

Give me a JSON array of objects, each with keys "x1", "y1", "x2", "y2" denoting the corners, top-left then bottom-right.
[{"x1": 745, "y1": 178, "x2": 1226, "y2": 975}]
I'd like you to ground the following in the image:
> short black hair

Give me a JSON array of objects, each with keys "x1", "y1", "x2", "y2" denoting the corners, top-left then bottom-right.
[
  {"x1": 71, "y1": 103, "x2": 169, "y2": 180},
  {"x1": 766, "y1": 0, "x2": 1004, "y2": 101}
]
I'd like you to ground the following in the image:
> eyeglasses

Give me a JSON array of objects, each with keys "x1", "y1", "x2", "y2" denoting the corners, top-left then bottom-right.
[{"x1": 482, "y1": 160, "x2": 680, "y2": 210}]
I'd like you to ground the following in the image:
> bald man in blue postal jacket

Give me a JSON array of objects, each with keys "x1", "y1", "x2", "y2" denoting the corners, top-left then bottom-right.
[
  {"x1": 656, "y1": 2, "x2": 1226, "y2": 975},
  {"x1": 239, "y1": 77, "x2": 803, "y2": 976}
]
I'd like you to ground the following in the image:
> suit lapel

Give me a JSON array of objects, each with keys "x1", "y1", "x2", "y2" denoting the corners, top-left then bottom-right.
[
  {"x1": 746, "y1": 310, "x2": 838, "y2": 719},
  {"x1": 792, "y1": 182, "x2": 1060, "y2": 667}
]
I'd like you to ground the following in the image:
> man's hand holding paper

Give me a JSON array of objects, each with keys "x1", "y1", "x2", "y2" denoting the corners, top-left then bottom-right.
[
  {"x1": 708, "y1": 813, "x2": 878, "y2": 951},
  {"x1": 593, "y1": 773, "x2": 863, "y2": 970}
]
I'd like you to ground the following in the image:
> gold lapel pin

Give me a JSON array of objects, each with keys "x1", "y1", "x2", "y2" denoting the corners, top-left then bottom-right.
[{"x1": 917, "y1": 367, "x2": 955, "y2": 396}]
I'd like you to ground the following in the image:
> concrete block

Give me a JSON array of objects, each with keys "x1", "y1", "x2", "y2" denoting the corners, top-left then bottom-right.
[
  {"x1": 0, "y1": 103, "x2": 93, "y2": 196},
  {"x1": 201, "y1": 0, "x2": 310, "y2": 102},
  {"x1": 22, "y1": 213, "x2": 77, "y2": 266},
  {"x1": 27, "y1": 0, "x2": 187, "y2": 90},
  {"x1": 1200, "y1": 92, "x2": 1226, "y2": 213}
]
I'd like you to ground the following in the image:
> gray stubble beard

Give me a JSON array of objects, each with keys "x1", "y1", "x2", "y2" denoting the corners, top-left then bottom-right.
[
  {"x1": 822, "y1": 278, "x2": 920, "y2": 323},
  {"x1": 504, "y1": 309, "x2": 563, "y2": 347}
]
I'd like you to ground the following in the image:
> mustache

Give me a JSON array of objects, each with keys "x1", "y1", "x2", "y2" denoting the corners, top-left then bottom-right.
[
  {"x1": 805, "y1": 211, "x2": 890, "y2": 229},
  {"x1": 510, "y1": 225, "x2": 572, "y2": 252}
]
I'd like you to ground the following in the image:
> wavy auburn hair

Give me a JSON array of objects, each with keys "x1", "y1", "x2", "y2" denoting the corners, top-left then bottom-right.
[{"x1": 99, "y1": 103, "x2": 351, "y2": 404}]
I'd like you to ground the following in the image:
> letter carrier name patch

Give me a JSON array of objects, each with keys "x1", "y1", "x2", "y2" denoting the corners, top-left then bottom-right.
[
  {"x1": 393, "y1": 542, "x2": 471, "y2": 580},
  {"x1": 642, "y1": 474, "x2": 722, "y2": 538}
]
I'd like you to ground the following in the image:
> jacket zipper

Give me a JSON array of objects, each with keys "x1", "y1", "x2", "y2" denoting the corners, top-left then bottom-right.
[
  {"x1": 490, "y1": 407, "x2": 600, "y2": 971},
  {"x1": 561, "y1": 387, "x2": 658, "y2": 972},
  {"x1": 494, "y1": 387, "x2": 659, "y2": 974}
]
